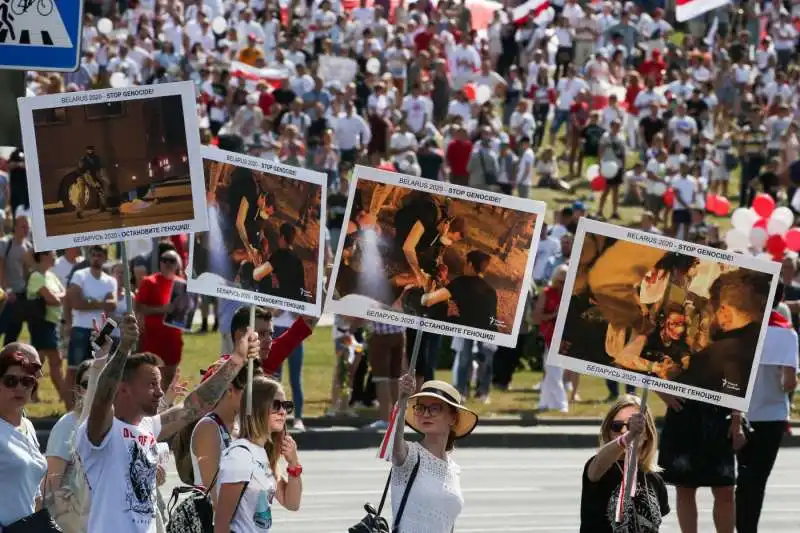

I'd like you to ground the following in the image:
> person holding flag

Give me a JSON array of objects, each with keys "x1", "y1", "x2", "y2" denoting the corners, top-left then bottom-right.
[{"x1": 378, "y1": 373, "x2": 478, "y2": 533}]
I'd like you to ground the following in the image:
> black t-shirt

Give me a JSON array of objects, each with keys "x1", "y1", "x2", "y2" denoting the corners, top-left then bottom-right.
[
  {"x1": 582, "y1": 124, "x2": 606, "y2": 157},
  {"x1": 307, "y1": 117, "x2": 329, "y2": 143},
  {"x1": 394, "y1": 196, "x2": 443, "y2": 273},
  {"x1": 729, "y1": 43, "x2": 746, "y2": 64},
  {"x1": 418, "y1": 151, "x2": 444, "y2": 181},
  {"x1": 9, "y1": 149, "x2": 29, "y2": 207},
  {"x1": 269, "y1": 247, "x2": 306, "y2": 301},
  {"x1": 686, "y1": 99, "x2": 709, "y2": 122},
  {"x1": 446, "y1": 275, "x2": 497, "y2": 330},
  {"x1": 327, "y1": 193, "x2": 348, "y2": 230},
  {"x1": 580, "y1": 457, "x2": 669, "y2": 533},
  {"x1": 226, "y1": 168, "x2": 262, "y2": 251},
  {"x1": 759, "y1": 171, "x2": 779, "y2": 194},
  {"x1": 273, "y1": 88, "x2": 296, "y2": 107},
  {"x1": 639, "y1": 116, "x2": 665, "y2": 147}
]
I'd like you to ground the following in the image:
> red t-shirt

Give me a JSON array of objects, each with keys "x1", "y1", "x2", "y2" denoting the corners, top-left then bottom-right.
[
  {"x1": 625, "y1": 84, "x2": 642, "y2": 116},
  {"x1": 446, "y1": 139, "x2": 473, "y2": 177},
  {"x1": 259, "y1": 91, "x2": 275, "y2": 116},
  {"x1": 136, "y1": 273, "x2": 183, "y2": 365},
  {"x1": 414, "y1": 31, "x2": 434, "y2": 53}
]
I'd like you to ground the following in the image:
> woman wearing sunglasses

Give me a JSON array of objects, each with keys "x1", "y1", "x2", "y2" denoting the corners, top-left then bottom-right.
[
  {"x1": 0, "y1": 345, "x2": 47, "y2": 530},
  {"x1": 581, "y1": 394, "x2": 670, "y2": 533},
  {"x1": 392, "y1": 374, "x2": 479, "y2": 533},
  {"x1": 214, "y1": 376, "x2": 303, "y2": 533},
  {"x1": 172, "y1": 355, "x2": 264, "y2": 504}
]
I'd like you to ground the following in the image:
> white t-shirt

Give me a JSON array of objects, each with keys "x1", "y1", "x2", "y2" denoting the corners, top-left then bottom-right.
[
  {"x1": 517, "y1": 148, "x2": 535, "y2": 185},
  {"x1": 667, "y1": 115, "x2": 698, "y2": 149},
  {"x1": 76, "y1": 416, "x2": 163, "y2": 533},
  {"x1": 402, "y1": 96, "x2": 432, "y2": 133},
  {"x1": 53, "y1": 255, "x2": 83, "y2": 286},
  {"x1": 670, "y1": 175, "x2": 697, "y2": 211},
  {"x1": 748, "y1": 325, "x2": 799, "y2": 421},
  {"x1": 69, "y1": 268, "x2": 118, "y2": 330},
  {"x1": 391, "y1": 131, "x2": 418, "y2": 153},
  {"x1": 555, "y1": 77, "x2": 589, "y2": 110},
  {"x1": 218, "y1": 439, "x2": 278, "y2": 532},
  {"x1": 391, "y1": 442, "x2": 463, "y2": 533},
  {"x1": 645, "y1": 158, "x2": 668, "y2": 195},
  {"x1": 0, "y1": 417, "x2": 46, "y2": 525}
]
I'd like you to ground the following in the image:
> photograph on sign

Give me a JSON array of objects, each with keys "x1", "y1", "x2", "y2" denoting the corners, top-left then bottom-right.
[
  {"x1": 324, "y1": 165, "x2": 546, "y2": 348},
  {"x1": 187, "y1": 147, "x2": 327, "y2": 317},
  {"x1": 18, "y1": 82, "x2": 207, "y2": 251},
  {"x1": 0, "y1": 0, "x2": 85, "y2": 72},
  {"x1": 163, "y1": 278, "x2": 198, "y2": 331},
  {"x1": 547, "y1": 219, "x2": 780, "y2": 412}
]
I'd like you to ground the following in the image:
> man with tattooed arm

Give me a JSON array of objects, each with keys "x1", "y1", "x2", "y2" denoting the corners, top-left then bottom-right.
[{"x1": 76, "y1": 314, "x2": 260, "y2": 533}]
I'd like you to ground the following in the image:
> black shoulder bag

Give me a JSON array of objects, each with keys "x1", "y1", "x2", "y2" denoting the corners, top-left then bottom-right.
[{"x1": 349, "y1": 455, "x2": 422, "y2": 533}]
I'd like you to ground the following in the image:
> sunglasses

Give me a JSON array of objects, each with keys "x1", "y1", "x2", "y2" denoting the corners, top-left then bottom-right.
[
  {"x1": 609, "y1": 419, "x2": 630, "y2": 433},
  {"x1": 2, "y1": 374, "x2": 37, "y2": 390},
  {"x1": 413, "y1": 402, "x2": 444, "y2": 417},
  {"x1": 272, "y1": 400, "x2": 294, "y2": 414}
]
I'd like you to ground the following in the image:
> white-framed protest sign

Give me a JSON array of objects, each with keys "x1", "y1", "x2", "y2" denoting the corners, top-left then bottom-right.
[
  {"x1": 324, "y1": 165, "x2": 546, "y2": 348},
  {"x1": 18, "y1": 81, "x2": 207, "y2": 252},
  {"x1": 187, "y1": 146, "x2": 327, "y2": 317},
  {"x1": 547, "y1": 218, "x2": 780, "y2": 412}
]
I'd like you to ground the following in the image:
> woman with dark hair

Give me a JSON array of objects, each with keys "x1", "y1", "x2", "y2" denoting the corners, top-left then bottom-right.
[
  {"x1": 390, "y1": 373, "x2": 479, "y2": 533},
  {"x1": 0, "y1": 345, "x2": 47, "y2": 529},
  {"x1": 27, "y1": 250, "x2": 67, "y2": 405},
  {"x1": 214, "y1": 376, "x2": 303, "y2": 532}
]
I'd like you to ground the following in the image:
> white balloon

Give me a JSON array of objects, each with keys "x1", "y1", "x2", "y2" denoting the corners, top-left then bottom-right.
[
  {"x1": 600, "y1": 160, "x2": 618, "y2": 178},
  {"x1": 767, "y1": 216, "x2": 791, "y2": 236},
  {"x1": 366, "y1": 57, "x2": 381, "y2": 75},
  {"x1": 730, "y1": 207, "x2": 757, "y2": 232},
  {"x1": 770, "y1": 206, "x2": 795, "y2": 230},
  {"x1": 750, "y1": 227, "x2": 769, "y2": 250},
  {"x1": 96, "y1": 18, "x2": 113, "y2": 35},
  {"x1": 211, "y1": 16, "x2": 227, "y2": 34},
  {"x1": 725, "y1": 229, "x2": 750, "y2": 251},
  {"x1": 476, "y1": 84, "x2": 492, "y2": 104},
  {"x1": 586, "y1": 164, "x2": 599, "y2": 180},
  {"x1": 109, "y1": 72, "x2": 128, "y2": 88}
]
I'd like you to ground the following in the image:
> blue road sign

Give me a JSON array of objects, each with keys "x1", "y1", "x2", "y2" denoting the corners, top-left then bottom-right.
[{"x1": 0, "y1": 0, "x2": 84, "y2": 72}]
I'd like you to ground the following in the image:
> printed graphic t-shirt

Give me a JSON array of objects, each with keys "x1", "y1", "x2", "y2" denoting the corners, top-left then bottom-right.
[
  {"x1": 76, "y1": 416, "x2": 163, "y2": 533},
  {"x1": 218, "y1": 439, "x2": 277, "y2": 532}
]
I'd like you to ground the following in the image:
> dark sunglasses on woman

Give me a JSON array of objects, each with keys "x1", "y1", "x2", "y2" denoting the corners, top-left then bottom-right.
[
  {"x1": 610, "y1": 419, "x2": 631, "y2": 433},
  {"x1": 2, "y1": 375, "x2": 37, "y2": 389},
  {"x1": 272, "y1": 400, "x2": 295, "y2": 414}
]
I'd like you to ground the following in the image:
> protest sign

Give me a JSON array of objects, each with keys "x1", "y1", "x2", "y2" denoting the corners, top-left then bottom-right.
[
  {"x1": 324, "y1": 165, "x2": 546, "y2": 348},
  {"x1": 547, "y1": 219, "x2": 780, "y2": 412},
  {"x1": 317, "y1": 55, "x2": 358, "y2": 86},
  {"x1": 163, "y1": 278, "x2": 198, "y2": 331},
  {"x1": 18, "y1": 81, "x2": 207, "y2": 252},
  {"x1": 187, "y1": 146, "x2": 327, "y2": 317}
]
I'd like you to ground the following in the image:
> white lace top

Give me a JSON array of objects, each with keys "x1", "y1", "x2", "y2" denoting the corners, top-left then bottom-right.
[{"x1": 391, "y1": 442, "x2": 463, "y2": 533}]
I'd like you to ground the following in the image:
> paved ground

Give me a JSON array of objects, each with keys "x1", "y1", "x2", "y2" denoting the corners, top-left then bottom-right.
[{"x1": 162, "y1": 448, "x2": 800, "y2": 532}]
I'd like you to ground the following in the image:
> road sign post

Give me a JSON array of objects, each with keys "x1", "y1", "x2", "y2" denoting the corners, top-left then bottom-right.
[{"x1": 0, "y1": 0, "x2": 85, "y2": 71}]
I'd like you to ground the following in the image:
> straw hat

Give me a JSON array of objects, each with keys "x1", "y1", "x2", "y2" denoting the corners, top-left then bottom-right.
[{"x1": 404, "y1": 380, "x2": 479, "y2": 439}]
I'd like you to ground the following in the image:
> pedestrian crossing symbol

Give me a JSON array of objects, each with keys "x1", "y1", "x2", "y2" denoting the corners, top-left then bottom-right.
[{"x1": 0, "y1": 0, "x2": 84, "y2": 72}]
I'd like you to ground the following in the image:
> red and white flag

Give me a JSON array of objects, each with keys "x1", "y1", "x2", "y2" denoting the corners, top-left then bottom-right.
[
  {"x1": 377, "y1": 402, "x2": 402, "y2": 461},
  {"x1": 614, "y1": 443, "x2": 639, "y2": 523},
  {"x1": 675, "y1": 0, "x2": 731, "y2": 22},
  {"x1": 512, "y1": 0, "x2": 549, "y2": 24}
]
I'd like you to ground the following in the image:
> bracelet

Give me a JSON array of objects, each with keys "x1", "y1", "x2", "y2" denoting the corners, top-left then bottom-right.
[{"x1": 286, "y1": 464, "x2": 303, "y2": 478}]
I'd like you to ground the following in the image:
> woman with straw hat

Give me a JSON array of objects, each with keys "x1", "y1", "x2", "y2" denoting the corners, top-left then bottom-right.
[{"x1": 391, "y1": 373, "x2": 479, "y2": 533}]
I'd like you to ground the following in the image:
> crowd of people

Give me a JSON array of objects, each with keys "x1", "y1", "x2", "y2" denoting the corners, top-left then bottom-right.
[{"x1": 1, "y1": 0, "x2": 800, "y2": 532}]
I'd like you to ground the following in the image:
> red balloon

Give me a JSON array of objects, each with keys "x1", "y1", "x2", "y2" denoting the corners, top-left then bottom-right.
[
  {"x1": 752, "y1": 194, "x2": 776, "y2": 218},
  {"x1": 663, "y1": 188, "x2": 675, "y2": 208},
  {"x1": 463, "y1": 84, "x2": 476, "y2": 101},
  {"x1": 590, "y1": 176, "x2": 606, "y2": 191},
  {"x1": 766, "y1": 234, "x2": 787, "y2": 258},
  {"x1": 713, "y1": 197, "x2": 731, "y2": 217},
  {"x1": 786, "y1": 228, "x2": 800, "y2": 252},
  {"x1": 706, "y1": 193, "x2": 718, "y2": 213},
  {"x1": 754, "y1": 218, "x2": 768, "y2": 229}
]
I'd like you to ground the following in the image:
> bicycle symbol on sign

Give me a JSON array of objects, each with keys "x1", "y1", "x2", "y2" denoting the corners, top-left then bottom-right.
[{"x1": 10, "y1": 0, "x2": 53, "y2": 17}]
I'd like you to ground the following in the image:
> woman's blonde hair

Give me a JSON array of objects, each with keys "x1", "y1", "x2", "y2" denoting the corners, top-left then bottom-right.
[
  {"x1": 239, "y1": 376, "x2": 285, "y2": 474},
  {"x1": 599, "y1": 394, "x2": 661, "y2": 473}
]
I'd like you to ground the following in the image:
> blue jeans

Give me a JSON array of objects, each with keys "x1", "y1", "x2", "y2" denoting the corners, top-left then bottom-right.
[
  {"x1": 453, "y1": 340, "x2": 494, "y2": 397},
  {"x1": 272, "y1": 326, "x2": 304, "y2": 420},
  {"x1": 549, "y1": 109, "x2": 570, "y2": 136}
]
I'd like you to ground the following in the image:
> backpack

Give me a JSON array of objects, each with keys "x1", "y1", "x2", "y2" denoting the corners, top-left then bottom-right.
[{"x1": 166, "y1": 444, "x2": 249, "y2": 533}]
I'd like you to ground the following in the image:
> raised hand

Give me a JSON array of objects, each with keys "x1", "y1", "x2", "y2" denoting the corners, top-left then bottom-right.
[
  {"x1": 280, "y1": 434, "x2": 299, "y2": 466},
  {"x1": 398, "y1": 373, "x2": 416, "y2": 399},
  {"x1": 118, "y1": 314, "x2": 140, "y2": 353}
]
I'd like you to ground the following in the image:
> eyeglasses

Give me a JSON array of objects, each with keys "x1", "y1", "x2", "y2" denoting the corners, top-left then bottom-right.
[
  {"x1": 2, "y1": 374, "x2": 37, "y2": 390},
  {"x1": 609, "y1": 419, "x2": 630, "y2": 433},
  {"x1": 413, "y1": 402, "x2": 444, "y2": 417},
  {"x1": 272, "y1": 400, "x2": 294, "y2": 414}
]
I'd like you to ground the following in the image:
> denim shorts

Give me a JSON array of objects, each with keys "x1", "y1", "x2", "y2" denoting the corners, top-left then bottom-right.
[
  {"x1": 30, "y1": 320, "x2": 59, "y2": 351},
  {"x1": 67, "y1": 327, "x2": 93, "y2": 368}
]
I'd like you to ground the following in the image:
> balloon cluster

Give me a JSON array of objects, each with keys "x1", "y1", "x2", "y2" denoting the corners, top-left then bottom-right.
[
  {"x1": 462, "y1": 84, "x2": 492, "y2": 105},
  {"x1": 587, "y1": 162, "x2": 619, "y2": 192},
  {"x1": 725, "y1": 193, "x2": 799, "y2": 261}
]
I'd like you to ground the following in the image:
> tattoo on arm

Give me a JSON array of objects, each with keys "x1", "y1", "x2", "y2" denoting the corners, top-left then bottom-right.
[
  {"x1": 87, "y1": 344, "x2": 129, "y2": 445},
  {"x1": 158, "y1": 358, "x2": 244, "y2": 441}
]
